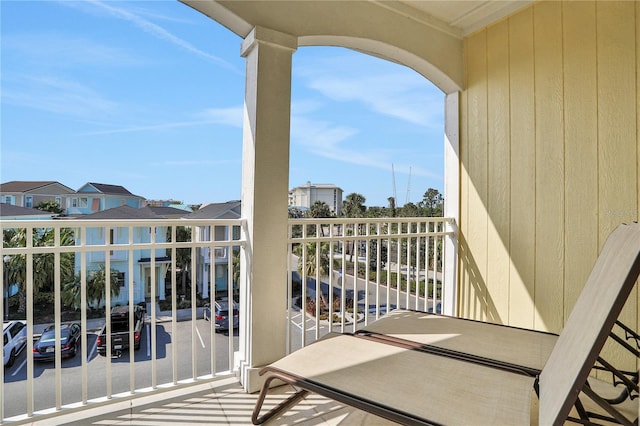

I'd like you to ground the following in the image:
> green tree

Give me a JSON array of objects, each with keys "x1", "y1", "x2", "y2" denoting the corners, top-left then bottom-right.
[
  {"x1": 422, "y1": 188, "x2": 444, "y2": 217},
  {"x1": 62, "y1": 265, "x2": 122, "y2": 309},
  {"x1": 35, "y1": 200, "x2": 64, "y2": 214},
  {"x1": 342, "y1": 193, "x2": 366, "y2": 217},
  {"x1": 309, "y1": 201, "x2": 333, "y2": 218},
  {"x1": 399, "y1": 202, "x2": 422, "y2": 217},
  {"x1": 3, "y1": 227, "x2": 75, "y2": 313},
  {"x1": 294, "y1": 242, "x2": 331, "y2": 278},
  {"x1": 365, "y1": 206, "x2": 385, "y2": 218}
]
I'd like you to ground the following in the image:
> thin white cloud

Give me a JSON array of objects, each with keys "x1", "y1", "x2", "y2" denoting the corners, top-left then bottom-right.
[
  {"x1": 291, "y1": 116, "x2": 439, "y2": 179},
  {"x1": 296, "y1": 50, "x2": 444, "y2": 128},
  {"x1": 81, "y1": 106, "x2": 243, "y2": 135},
  {"x1": 159, "y1": 159, "x2": 237, "y2": 167},
  {"x1": 2, "y1": 34, "x2": 142, "y2": 68},
  {"x1": 79, "y1": 0, "x2": 239, "y2": 72},
  {"x1": 2, "y1": 75, "x2": 118, "y2": 117},
  {"x1": 198, "y1": 107, "x2": 243, "y2": 128}
]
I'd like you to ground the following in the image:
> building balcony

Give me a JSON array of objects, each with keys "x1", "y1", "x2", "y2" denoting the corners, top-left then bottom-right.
[{"x1": 1, "y1": 217, "x2": 456, "y2": 424}]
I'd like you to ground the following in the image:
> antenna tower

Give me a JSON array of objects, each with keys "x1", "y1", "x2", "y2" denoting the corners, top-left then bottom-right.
[
  {"x1": 392, "y1": 164, "x2": 397, "y2": 202},
  {"x1": 405, "y1": 167, "x2": 412, "y2": 204}
]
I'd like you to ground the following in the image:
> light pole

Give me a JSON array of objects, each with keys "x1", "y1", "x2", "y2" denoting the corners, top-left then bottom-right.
[{"x1": 3, "y1": 255, "x2": 9, "y2": 320}]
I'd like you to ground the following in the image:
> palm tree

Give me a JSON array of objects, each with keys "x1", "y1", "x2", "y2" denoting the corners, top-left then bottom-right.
[
  {"x1": 3, "y1": 227, "x2": 75, "y2": 313},
  {"x1": 309, "y1": 201, "x2": 333, "y2": 218},
  {"x1": 62, "y1": 265, "x2": 122, "y2": 309},
  {"x1": 294, "y1": 241, "x2": 331, "y2": 278},
  {"x1": 342, "y1": 193, "x2": 366, "y2": 218},
  {"x1": 387, "y1": 197, "x2": 397, "y2": 217}
]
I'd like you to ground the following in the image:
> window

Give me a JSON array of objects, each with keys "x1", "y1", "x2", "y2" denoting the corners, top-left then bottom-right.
[
  {"x1": 71, "y1": 198, "x2": 78, "y2": 208},
  {"x1": 25, "y1": 196, "x2": 33, "y2": 208},
  {"x1": 116, "y1": 272, "x2": 125, "y2": 287},
  {"x1": 79, "y1": 197, "x2": 88, "y2": 208},
  {"x1": 55, "y1": 197, "x2": 61, "y2": 206},
  {"x1": 3, "y1": 196, "x2": 13, "y2": 205}
]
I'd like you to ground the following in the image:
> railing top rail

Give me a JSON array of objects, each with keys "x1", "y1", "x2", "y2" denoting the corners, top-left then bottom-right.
[
  {"x1": 288, "y1": 217, "x2": 455, "y2": 226},
  {"x1": 0, "y1": 218, "x2": 246, "y2": 229}
]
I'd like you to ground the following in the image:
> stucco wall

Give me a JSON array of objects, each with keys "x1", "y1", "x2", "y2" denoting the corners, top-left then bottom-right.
[{"x1": 460, "y1": 1, "x2": 639, "y2": 369}]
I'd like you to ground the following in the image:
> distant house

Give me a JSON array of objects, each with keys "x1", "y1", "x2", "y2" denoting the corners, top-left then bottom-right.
[
  {"x1": 0, "y1": 203, "x2": 57, "y2": 220},
  {"x1": 67, "y1": 183, "x2": 144, "y2": 216},
  {"x1": 0, "y1": 181, "x2": 75, "y2": 211},
  {"x1": 289, "y1": 182, "x2": 343, "y2": 215},
  {"x1": 73, "y1": 205, "x2": 169, "y2": 306},
  {"x1": 183, "y1": 201, "x2": 241, "y2": 300}
]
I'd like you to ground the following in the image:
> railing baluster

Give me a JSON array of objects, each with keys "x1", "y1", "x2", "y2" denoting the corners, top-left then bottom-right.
[
  {"x1": 150, "y1": 227, "x2": 157, "y2": 389},
  {"x1": 54, "y1": 228, "x2": 62, "y2": 409},
  {"x1": 105, "y1": 226, "x2": 112, "y2": 399},
  {"x1": 171, "y1": 225, "x2": 178, "y2": 384}
]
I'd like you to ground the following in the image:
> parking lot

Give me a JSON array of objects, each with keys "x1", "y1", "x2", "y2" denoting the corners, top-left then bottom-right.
[{"x1": 3, "y1": 317, "x2": 238, "y2": 419}]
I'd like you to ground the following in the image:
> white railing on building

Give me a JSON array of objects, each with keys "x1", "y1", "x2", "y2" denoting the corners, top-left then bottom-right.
[
  {"x1": 1, "y1": 216, "x2": 456, "y2": 423},
  {"x1": 1, "y1": 219, "x2": 244, "y2": 424},
  {"x1": 286, "y1": 217, "x2": 456, "y2": 352}
]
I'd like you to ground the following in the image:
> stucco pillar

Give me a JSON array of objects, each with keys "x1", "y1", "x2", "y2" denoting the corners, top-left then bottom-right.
[{"x1": 237, "y1": 26, "x2": 297, "y2": 393}]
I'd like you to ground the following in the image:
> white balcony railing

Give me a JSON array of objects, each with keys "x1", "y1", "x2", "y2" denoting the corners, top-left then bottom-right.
[
  {"x1": 286, "y1": 217, "x2": 456, "y2": 352},
  {"x1": 1, "y1": 216, "x2": 456, "y2": 424},
  {"x1": 1, "y1": 218, "x2": 244, "y2": 424}
]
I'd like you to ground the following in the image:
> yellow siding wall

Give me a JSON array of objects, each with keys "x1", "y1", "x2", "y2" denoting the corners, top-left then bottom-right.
[{"x1": 460, "y1": 1, "x2": 639, "y2": 369}]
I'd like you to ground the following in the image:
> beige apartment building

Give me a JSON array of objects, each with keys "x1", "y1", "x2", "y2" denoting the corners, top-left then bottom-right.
[{"x1": 288, "y1": 182, "x2": 343, "y2": 215}]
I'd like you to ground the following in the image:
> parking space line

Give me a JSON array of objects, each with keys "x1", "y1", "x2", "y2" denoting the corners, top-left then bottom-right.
[
  {"x1": 11, "y1": 358, "x2": 26, "y2": 377},
  {"x1": 146, "y1": 324, "x2": 151, "y2": 357},
  {"x1": 88, "y1": 335, "x2": 98, "y2": 361},
  {"x1": 195, "y1": 325, "x2": 205, "y2": 348}
]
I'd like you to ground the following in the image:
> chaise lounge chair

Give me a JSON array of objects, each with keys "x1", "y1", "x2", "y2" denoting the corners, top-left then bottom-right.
[{"x1": 252, "y1": 222, "x2": 640, "y2": 425}]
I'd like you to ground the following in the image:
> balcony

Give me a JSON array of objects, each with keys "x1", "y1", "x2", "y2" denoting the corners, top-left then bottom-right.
[{"x1": 1, "y1": 217, "x2": 455, "y2": 424}]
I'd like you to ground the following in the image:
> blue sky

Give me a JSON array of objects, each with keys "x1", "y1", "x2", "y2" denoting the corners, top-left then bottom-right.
[{"x1": 1, "y1": 1, "x2": 445, "y2": 207}]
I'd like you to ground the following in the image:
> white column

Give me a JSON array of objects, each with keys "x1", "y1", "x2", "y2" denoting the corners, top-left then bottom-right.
[
  {"x1": 237, "y1": 26, "x2": 297, "y2": 393},
  {"x1": 443, "y1": 92, "x2": 459, "y2": 317}
]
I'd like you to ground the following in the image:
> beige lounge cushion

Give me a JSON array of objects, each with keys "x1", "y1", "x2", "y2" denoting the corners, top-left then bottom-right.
[
  {"x1": 362, "y1": 309, "x2": 558, "y2": 372},
  {"x1": 266, "y1": 333, "x2": 536, "y2": 425}
]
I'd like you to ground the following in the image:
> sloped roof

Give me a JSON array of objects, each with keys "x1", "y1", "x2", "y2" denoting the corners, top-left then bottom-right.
[
  {"x1": 0, "y1": 181, "x2": 74, "y2": 193},
  {"x1": 146, "y1": 206, "x2": 191, "y2": 218},
  {"x1": 184, "y1": 201, "x2": 241, "y2": 220},
  {"x1": 0, "y1": 203, "x2": 56, "y2": 218},
  {"x1": 78, "y1": 182, "x2": 140, "y2": 197},
  {"x1": 80, "y1": 205, "x2": 160, "y2": 220}
]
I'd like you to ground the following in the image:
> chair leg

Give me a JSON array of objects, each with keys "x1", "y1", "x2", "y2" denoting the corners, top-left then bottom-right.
[{"x1": 252, "y1": 375, "x2": 309, "y2": 425}]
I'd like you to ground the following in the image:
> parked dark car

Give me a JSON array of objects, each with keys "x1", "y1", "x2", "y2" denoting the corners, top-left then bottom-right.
[
  {"x1": 97, "y1": 305, "x2": 145, "y2": 357},
  {"x1": 204, "y1": 299, "x2": 239, "y2": 332},
  {"x1": 33, "y1": 323, "x2": 81, "y2": 361}
]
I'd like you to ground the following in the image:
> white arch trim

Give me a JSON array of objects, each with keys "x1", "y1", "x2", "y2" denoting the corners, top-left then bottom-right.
[{"x1": 300, "y1": 35, "x2": 461, "y2": 95}]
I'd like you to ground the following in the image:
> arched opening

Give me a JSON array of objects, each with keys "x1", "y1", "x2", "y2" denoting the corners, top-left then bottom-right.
[{"x1": 289, "y1": 45, "x2": 447, "y2": 214}]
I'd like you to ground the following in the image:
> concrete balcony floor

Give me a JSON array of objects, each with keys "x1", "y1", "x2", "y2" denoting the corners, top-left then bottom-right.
[
  {"x1": 26, "y1": 377, "x2": 394, "y2": 426},
  {"x1": 24, "y1": 376, "x2": 636, "y2": 425}
]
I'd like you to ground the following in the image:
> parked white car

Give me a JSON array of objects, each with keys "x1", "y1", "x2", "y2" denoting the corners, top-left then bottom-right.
[{"x1": 3, "y1": 320, "x2": 27, "y2": 367}]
